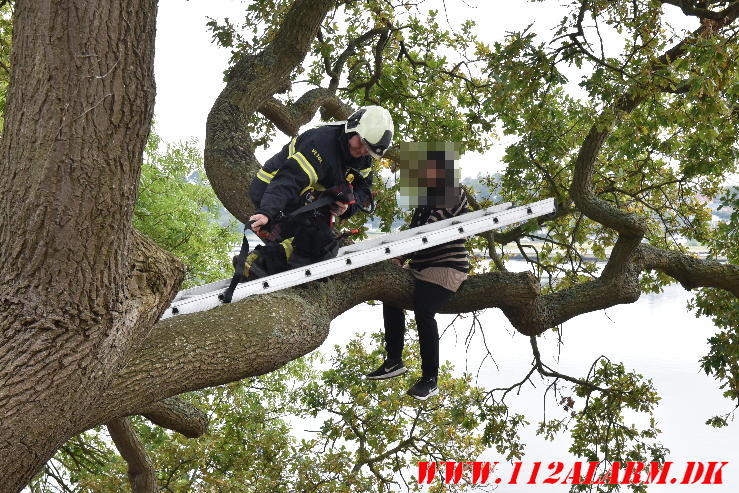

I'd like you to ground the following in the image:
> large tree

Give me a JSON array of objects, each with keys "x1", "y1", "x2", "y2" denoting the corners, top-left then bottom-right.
[{"x1": 1, "y1": 0, "x2": 737, "y2": 491}]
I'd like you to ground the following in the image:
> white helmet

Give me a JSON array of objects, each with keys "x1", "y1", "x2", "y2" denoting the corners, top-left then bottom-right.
[{"x1": 345, "y1": 105, "x2": 394, "y2": 159}]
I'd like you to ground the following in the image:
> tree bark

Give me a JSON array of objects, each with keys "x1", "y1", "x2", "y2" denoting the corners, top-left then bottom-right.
[
  {"x1": 0, "y1": 1, "x2": 164, "y2": 491},
  {"x1": 107, "y1": 418, "x2": 158, "y2": 493},
  {"x1": 140, "y1": 397, "x2": 209, "y2": 439}
]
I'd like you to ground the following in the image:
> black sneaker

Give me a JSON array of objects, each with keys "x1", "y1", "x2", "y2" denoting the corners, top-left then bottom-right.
[
  {"x1": 407, "y1": 376, "x2": 439, "y2": 400},
  {"x1": 365, "y1": 360, "x2": 408, "y2": 380}
]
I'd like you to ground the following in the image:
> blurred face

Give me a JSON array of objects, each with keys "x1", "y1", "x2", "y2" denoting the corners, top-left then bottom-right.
[
  {"x1": 420, "y1": 161, "x2": 444, "y2": 187},
  {"x1": 348, "y1": 134, "x2": 370, "y2": 158},
  {"x1": 397, "y1": 141, "x2": 461, "y2": 208}
]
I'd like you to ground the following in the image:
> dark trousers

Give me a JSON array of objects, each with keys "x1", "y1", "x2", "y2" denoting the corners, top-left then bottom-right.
[
  {"x1": 252, "y1": 215, "x2": 337, "y2": 269},
  {"x1": 383, "y1": 279, "x2": 454, "y2": 379}
]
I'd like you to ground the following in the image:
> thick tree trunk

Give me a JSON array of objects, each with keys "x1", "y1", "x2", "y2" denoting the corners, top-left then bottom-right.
[{"x1": 0, "y1": 1, "x2": 159, "y2": 491}]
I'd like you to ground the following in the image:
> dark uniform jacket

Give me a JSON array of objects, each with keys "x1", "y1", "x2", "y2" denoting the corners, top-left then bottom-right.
[{"x1": 249, "y1": 124, "x2": 373, "y2": 222}]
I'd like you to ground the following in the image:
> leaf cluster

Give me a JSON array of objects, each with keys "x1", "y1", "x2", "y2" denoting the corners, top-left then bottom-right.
[
  {"x1": 535, "y1": 358, "x2": 668, "y2": 493},
  {"x1": 690, "y1": 188, "x2": 739, "y2": 427},
  {"x1": 133, "y1": 131, "x2": 241, "y2": 288}
]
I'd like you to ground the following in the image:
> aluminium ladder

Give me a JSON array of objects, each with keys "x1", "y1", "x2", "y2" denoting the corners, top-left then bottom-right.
[{"x1": 161, "y1": 197, "x2": 556, "y2": 320}]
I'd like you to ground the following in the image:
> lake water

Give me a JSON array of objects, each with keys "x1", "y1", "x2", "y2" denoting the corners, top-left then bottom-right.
[{"x1": 327, "y1": 263, "x2": 738, "y2": 492}]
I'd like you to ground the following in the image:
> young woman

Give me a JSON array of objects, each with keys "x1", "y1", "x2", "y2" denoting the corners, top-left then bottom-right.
[{"x1": 366, "y1": 155, "x2": 469, "y2": 400}]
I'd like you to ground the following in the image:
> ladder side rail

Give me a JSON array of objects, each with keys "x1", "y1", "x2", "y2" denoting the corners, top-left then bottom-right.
[
  {"x1": 338, "y1": 202, "x2": 512, "y2": 255},
  {"x1": 172, "y1": 279, "x2": 232, "y2": 303}
]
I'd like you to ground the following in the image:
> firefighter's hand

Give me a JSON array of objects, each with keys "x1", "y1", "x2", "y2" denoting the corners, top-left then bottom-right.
[
  {"x1": 331, "y1": 201, "x2": 349, "y2": 217},
  {"x1": 249, "y1": 214, "x2": 269, "y2": 233}
]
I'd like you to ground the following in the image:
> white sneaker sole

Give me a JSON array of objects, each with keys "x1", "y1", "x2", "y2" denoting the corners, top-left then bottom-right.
[
  {"x1": 408, "y1": 387, "x2": 439, "y2": 401},
  {"x1": 365, "y1": 366, "x2": 408, "y2": 380}
]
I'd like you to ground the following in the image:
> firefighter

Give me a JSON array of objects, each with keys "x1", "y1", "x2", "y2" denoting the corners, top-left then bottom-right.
[{"x1": 247, "y1": 106, "x2": 393, "y2": 268}]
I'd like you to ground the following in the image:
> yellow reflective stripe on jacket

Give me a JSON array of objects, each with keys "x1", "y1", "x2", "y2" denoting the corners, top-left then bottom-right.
[
  {"x1": 289, "y1": 137, "x2": 319, "y2": 186},
  {"x1": 358, "y1": 166, "x2": 371, "y2": 178},
  {"x1": 257, "y1": 169, "x2": 277, "y2": 183},
  {"x1": 281, "y1": 238, "x2": 294, "y2": 261},
  {"x1": 257, "y1": 137, "x2": 319, "y2": 186},
  {"x1": 299, "y1": 182, "x2": 327, "y2": 196},
  {"x1": 290, "y1": 152, "x2": 318, "y2": 186}
]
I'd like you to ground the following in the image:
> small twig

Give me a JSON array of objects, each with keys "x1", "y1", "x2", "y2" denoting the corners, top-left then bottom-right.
[{"x1": 530, "y1": 335, "x2": 609, "y2": 393}]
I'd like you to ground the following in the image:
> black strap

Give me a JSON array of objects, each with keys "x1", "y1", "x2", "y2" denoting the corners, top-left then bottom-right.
[
  {"x1": 286, "y1": 193, "x2": 337, "y2": 218},
  {"x1": 220, "y1": 223, "x2": 252, "y2": 303},
  {"x1": 287, "y1": 182, "x2": 356, "y2": 218}
]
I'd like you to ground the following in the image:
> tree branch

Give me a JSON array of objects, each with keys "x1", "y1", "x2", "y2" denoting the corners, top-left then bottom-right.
[
  {"x1": 0, "y1": 59, "x2": 10, "y2": 78},
  {"x1": 354, "y1": 437, "x2": 415, "y2": 473},
  {"x1": 347, "y1": 29, "x2": 391, "y2": 98},
  {"x1": 660, "y1": 0, "x2": 739, "y2": 21},
  {"x1": 97, "y1": 288, "x2": 333, "y2": 420},
  {"x1": 328, "y1": 27, "x2": 390, "y2": 92},
  {"x1": 258, "y1": 87, "x2": 354, "y2": 136},
  {"x1": 139, "y1": 397, "x2": 208, "y2": 438},
  {"x1": 636, "y1": 243, "x2": 739, "y2": 296},
  {"x1": 107, "y1": 418, "x2": 158, "y2": 493},
  {"x1": 398, "y1": 38, "x2": 491, "y2": 89},
  {"x1": 529, "y1": 336, "x2": 609, "y2": 393}
]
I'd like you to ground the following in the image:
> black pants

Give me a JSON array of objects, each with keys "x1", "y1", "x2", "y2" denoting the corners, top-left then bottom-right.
[
  {"x1": 254, "y1": 214, "x2": 337, "y2": 269},
  {"x1": 383, "y1": 279, "x2": 454, "y2": 379}
]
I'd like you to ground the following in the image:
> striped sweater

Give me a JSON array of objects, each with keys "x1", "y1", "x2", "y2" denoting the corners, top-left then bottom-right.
[{"x1": 406, "y1": 191, "x2": 470, "y2": 273}]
